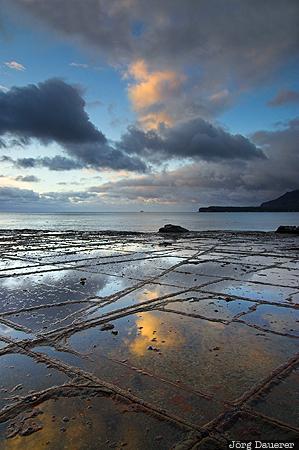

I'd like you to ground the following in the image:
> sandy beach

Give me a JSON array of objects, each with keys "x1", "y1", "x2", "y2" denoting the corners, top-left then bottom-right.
[{"x1": 0, "y1": 229, "x2": 298, "y2": 449}]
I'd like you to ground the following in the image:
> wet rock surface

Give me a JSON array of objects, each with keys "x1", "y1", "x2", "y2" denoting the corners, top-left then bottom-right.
[{"x1": 0, "y1": 229, "x2": 298, "y2": 449}]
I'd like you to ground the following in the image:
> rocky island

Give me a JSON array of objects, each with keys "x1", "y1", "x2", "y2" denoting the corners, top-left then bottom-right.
[{"x1": 198, "y1": 190, "x2": 299, "y2": 212}]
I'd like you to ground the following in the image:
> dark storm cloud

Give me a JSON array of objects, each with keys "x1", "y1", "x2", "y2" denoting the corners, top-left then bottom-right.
[
  {"x1": 9, "y1": 0, "x2": 299, "y2": 121},
  {"x1": 15, "y1": 174, "x2": 40, "y2": 182},
  {"x1": 0, "y1": 79, "x2": 146, "y2": 172},
  {"x1": 0, "y1": 186, "x2": 40, "y2": 210},
  {"x1": 18, "y1": 156, "x2": 83, "y2": 171},
  {"x1": 8, "y1": 152, "x2": 144, "y2": 172},
  {"x1": 0, "y1": 78, "x2": 103, "y2": 143},
  {"x1": 1, "y1": 115, "x2": 266, "y2": 170},
  {"x1": 268, "y1": 89, "x2": 299, "y2": 107},
  {"x1": 64, "y1": 141, "x2": 146, "y2": 172},
  {"x1": 0, "y1": 79, "x2": 267, "y2": 170},
  {"x1": 1, "y1": 155, "x2": 83, "y2": 171},
  {"x1": 117, "y1": 118, "x2": 265, "y2": 162},
  {"x1": 248, "y1": 117, "x2": 299, "y2": 192},
  {"x1": 38, "y1": 156, "x2": 83, "y2": 171},
  {"x1": 93, "y1": 118, "x2": 299, "y2": 206}
]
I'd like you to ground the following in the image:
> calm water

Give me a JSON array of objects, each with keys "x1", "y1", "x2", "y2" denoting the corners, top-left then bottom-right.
[{"x1": 0, "y1": 212, "x2": 298, "y2": 232}]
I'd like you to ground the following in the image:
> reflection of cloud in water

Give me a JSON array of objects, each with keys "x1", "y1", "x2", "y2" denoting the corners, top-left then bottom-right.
[
  {"x1": 2, "y1": 396, "x2": 182, "y2": 449},
  {"x1": 0, "y1": 276, "x2": 36, "y2": 290},
  {"x1": 0, "y1": 270, "x2": 67, "y2": 291},
  {"x1": 128, "y1": 286, "x2": 188, "y2": 357},
  {"x1": 95, "y1": 277, "x2": 123, "y2": 297},
  {"x1": 131, "y1": 312, "x2": 186, "y2": 357},
  {"x1": 3, "y1": 403, "x2": 54, "y2": 450},
  {"x1": 2, "y1": 270, "x2": 109, "y2": 294},
  {"x1": 128, "y1": 287, "x2": 185, "y2": 357},
  {"x1": 0, "y1": 324, "x2": 11, "y2": 335},
  {"x1": 3, "y1": 401, "x2": 98, "y2": 450},
  {"x1": 6, "y1": 399, "x2": 116, "y2": 450}
]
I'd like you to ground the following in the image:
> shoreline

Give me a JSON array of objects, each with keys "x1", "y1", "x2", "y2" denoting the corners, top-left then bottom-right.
[
  {"x1": 0, "y1": 228, "x2": 279, "y2": 234},
  {"x1": 1, "y1": 212, "x2": 298, "y2": 234}
]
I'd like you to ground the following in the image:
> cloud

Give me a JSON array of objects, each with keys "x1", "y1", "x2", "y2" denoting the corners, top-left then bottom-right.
[
  {"x1": 12, "y1": 0, "x2": 298, "y2": 72},
  {"x1": 1, "y1": 0, "x2": 298, "y2": 210},
  {"x1": 15, "y1": 175, "x2": 40, "y2": 182},
  {"x1": 0, "y1": 79, "x2": 266, "y2": 172},
  {"x1": 69, "y1": 62, "x2": 89, "y2": 68},
  {"x1": 0, "y1": 78, "x2": 105, "y2": 144},
  {"x1": 118, "y1": 118, "x2": 265, "y2": 162},
  {"x1": 90, "y1": 165, "x2": 246, "y2": 206},
  {"x1": 0, "y1": 186, "x2": 40, "y2": 210},
  {"x1": 44, "y1": 190, "x2": 98, "y2": 204},
  {"x1": 5, "y1": 151, "x2": 145, "y2": 173},
  {"x1": 127, "y1": 59, "x2": 184, "y2": 128},
  {"x1": 247, "y1": 117, "x2": 299, "y2": 191},
  {"x1": 10, "y1": 0, "x2": 299, "y2": 123},
  {"x1": 2, "y1": 155, "x2": 83, "y2": 171},
  {"x1": 18, "y1": 156, "x2": 83, "y2": 171},
  {"x1": 0, "y1": 186, "x2": 99, "y2": 212},
  {"x1": 91, "y1": 117, "x2": 299, "y2": 207},
  {"x1": 0, "y1": 79, "x2": 146, "y2": 172},
  {"x1": 57, "y1": 181, "x2": 81, "y2": 186},
  {"x1": 4, "y1": 60, "x2": 25, "y2": 71},
  {"x1": 1, "y1": 117, "x2": 297, "y2": 211},
  {"x1": 268, "y1": 89, "x2": 299, "y2": 107}
]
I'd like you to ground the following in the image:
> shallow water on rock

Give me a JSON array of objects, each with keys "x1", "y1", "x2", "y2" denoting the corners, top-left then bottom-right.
[{"x1": 0, "y1": 229, "x2": 298, "y2": 447}]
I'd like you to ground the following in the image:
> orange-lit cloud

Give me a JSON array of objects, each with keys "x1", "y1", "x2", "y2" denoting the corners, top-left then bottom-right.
[
  {"x1": 127, "y1": 60, "x2": 184, "y2": 129},
  {"x1": 138, "y1": 111, "x2": 172, "y2": 130},
  {"x1": 0, "y1": 176, "x2": 25, "y2": 189}
]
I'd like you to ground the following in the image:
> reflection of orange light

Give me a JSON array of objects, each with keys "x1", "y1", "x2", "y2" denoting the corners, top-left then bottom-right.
[
  {"x1": 207, "y1": 321, "x2": 225, "y2": 330},
  {"x1": 242, "y1": 347, "x2": 273, "y2": 371},
  {"x1": 3, "y1": 402, "x2": 56, "y2": 450},
  {"x1": 127, "y1": 285, "x2": 185, "y2": 356},
  {"x1": 2, "y1": 399, "x2": 100, "y2": 450},
  {"x1": 3, "y1": 396, "x2": 148, "y2": 449},
  {"x1": 142, "y1": 287, "x2": 160, "y2": 301},
  {"x1": 129, "y1": 312, "x2": 161, "y2": 356}
]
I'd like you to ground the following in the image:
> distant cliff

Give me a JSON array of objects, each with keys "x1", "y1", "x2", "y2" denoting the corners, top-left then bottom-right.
[{"x1": 198, "y1": 190, "x2": 299, "y2": 212}]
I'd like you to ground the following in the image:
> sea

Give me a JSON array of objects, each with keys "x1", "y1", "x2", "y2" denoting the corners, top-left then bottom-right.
[{"x1": 0, "y1": 212, "x2": 298, "y2": 232}]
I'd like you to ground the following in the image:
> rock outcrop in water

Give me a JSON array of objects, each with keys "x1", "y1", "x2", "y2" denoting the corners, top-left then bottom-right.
[
  {"x1": 198, "y1": 189, "x2": 299, "y2": 212},
  {"x1": 158, "y1": 224, "x2": 189, "y2": 233},
  {"x1": 276, "y1": 225, "x2": 299, "y2": 234}
]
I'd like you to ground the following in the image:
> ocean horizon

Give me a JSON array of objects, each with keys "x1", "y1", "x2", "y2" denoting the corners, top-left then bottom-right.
[{"x1": 0, "y1": 211, "x2": 298, "y2": 232}]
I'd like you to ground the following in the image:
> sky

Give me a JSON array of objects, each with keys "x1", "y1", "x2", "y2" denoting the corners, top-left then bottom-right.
[{"x1": 0, "y1": 0, "x2": 298, "y2": 212}]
